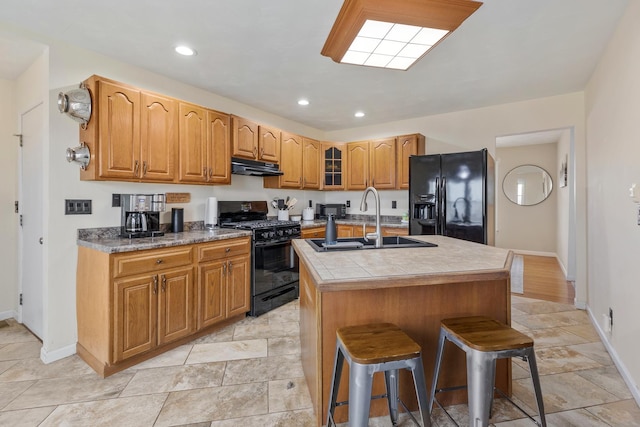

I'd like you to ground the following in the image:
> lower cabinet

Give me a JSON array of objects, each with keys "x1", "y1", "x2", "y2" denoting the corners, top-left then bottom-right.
[
  {"x1": 301, "y1": 227, "x2": 325, "y2": 239},
  {"x1": 114, "y1": 266, "x2": 194, "y2": 362},
  {"x1": 337, "y1": 224, "x2": 408, "y2": 238},
  {"x1": 76, "y1": 236, "x2": 251, "y2": 377}
]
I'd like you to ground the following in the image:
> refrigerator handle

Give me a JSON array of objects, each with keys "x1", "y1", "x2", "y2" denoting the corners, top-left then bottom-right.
[
  {"x1": 435, "y1": 177, "x2": 440, "y2": 234},
  {"x1": 441, "y1": 177, "x2": 447, "y2": 235}
]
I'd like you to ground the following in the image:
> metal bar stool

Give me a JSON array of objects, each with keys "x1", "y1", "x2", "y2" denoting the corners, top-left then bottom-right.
[
  {"x1": 326, "y1": 323, "x2": 431, "y2": 427},
  {"x1": 429, "y1": 316, "x2": 546, "y2": 427}
]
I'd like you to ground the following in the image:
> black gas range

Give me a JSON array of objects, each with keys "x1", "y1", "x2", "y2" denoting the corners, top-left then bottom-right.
[{"x1": 219, "y1": 201, "x2": 300, "y2": 316}]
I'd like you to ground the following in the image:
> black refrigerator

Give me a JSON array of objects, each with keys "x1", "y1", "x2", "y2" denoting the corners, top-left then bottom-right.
[{"x1": 409, "y1": 149, "x2": 494, "y2": 245}]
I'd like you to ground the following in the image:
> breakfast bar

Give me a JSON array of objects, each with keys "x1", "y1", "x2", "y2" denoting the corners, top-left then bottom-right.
[{"x1": 292, "y1": 235, "x2": 513, "y2": 426}]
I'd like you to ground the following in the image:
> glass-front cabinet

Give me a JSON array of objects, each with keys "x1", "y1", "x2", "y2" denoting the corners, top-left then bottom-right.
[{"x1": 322, "y1": 143, "x2": 345, "y2": 190}]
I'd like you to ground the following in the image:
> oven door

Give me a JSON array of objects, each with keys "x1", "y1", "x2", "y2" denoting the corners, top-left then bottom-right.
[{"x1": 253, "y1": 240, "x2": 299, "y2": 313}]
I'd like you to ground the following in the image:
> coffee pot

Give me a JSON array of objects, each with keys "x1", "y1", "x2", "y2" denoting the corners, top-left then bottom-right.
[{"x1": 125, "y1": 212, "x2": 148, "y2": 233}]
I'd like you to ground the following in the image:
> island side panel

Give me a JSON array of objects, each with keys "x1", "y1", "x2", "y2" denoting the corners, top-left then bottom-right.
[
  {"x1": 317, "y1": 279, "x2": 510, "y2": 425},
  {"x1": 299, "y1": 262, "x2": 323, "y2": 422}
]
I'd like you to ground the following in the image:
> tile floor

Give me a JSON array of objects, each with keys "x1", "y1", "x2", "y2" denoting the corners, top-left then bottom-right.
[{"x1": 0, "y1": 295, "x2": 639, "y2": 426}]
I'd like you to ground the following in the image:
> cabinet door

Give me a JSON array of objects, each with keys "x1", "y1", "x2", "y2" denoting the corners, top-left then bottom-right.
[
  {"x1": 301, "y1": 227, "x2": 325, "y2": 239},
  {"x1": 347, "y1": 142, "x2": 369, "y2": 190},
  {"x1": 140, "y1": 92, "x2": 177, "y2": 182},
  {"x1": 114, "y1": 274, "x2": 156, "y2": 362},
  {"x1": 178, "y1": 103, "x2": 209, "y2": 183},
  {"x1": 227, "y1": 255, "x2": 250, "y2": 318},
  {"x1": 208, "y1": 110, "x2": 231, "y2": 184},
  {"x1": 382, "y1": 227, "x2": 409, "y2": 236},
  {"x1": 232, "y1": 116, "x2": 258, "y2": 159},
  {"x1": 98, "y1": 80, "x2": 141, "y2": 179},
  {"x1": 370, "y1": 138, "x2": 396, "y2": 189},
  {"x1": 258, "y1": 125, "x2": 280, "y2": 163},
  {"x1": 303, "y1": 138, "x2": 321, "y2": 189},
  {"x1": 198, "y1": 261, "x2": 226, "y2": 329},
  {"x1": 158, "y1": 267, "x2": 195, "y2": 345},
  {"x1": 279, "y1": 132, "x2": 303, "y2": 188},
  {"x1": 337, "y1": 224, "x2": 354, "y2": 238},
  {"x1": 322, "y1": 143, "x2": 345, "y2": 190},
  {"x1": 397, "y1": 134, "x2": 425, "y2": 189}
]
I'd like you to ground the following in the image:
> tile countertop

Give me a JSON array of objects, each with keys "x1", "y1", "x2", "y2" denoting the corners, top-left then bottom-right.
[
  {"x1": 292, "y1": 235, "x2": 513, "y2": 292},
  {"x1": 77, "y1": 228, "x2": 252, "y2": 254}
]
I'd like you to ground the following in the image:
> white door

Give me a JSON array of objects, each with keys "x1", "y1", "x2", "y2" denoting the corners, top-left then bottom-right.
[{"x1": 19, "y1": 102, "x2": 44, "y2": 339}]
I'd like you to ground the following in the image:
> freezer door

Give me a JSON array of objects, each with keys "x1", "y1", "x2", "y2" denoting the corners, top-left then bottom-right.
[
  {"x1": 440, "y1": 150, "x2": 486, "y2": 244},
  {"x1": 409, "y1": 154, "x2": 441, "y2": 236}
]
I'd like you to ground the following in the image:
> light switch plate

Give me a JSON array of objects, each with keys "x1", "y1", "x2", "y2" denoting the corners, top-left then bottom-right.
[{"x1": 65, "y1": 199, "x2": 92, "y2": 215}]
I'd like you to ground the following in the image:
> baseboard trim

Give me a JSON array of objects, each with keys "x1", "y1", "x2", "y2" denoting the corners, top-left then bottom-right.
[
  {"x1": 0, "y1": 310, "x2": 18, "y2": 321},
  {"x1": 586, "y1": 305, "x2": 640, "y2": 406},
  {"x1": 41, "y1": 342, "x2": 77, "y2": 364},
  {"x1": 511, "y1": 249, "x2": 557, "y2": 258}
]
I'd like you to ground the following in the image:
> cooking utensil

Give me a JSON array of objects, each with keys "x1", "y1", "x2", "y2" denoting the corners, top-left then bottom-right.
[
  {"x1": 277, "y1": 199, "x2": 285, "y2": 209},
  {"x1": 271, "y1": 200, "x2": 278, "y2": 209},
  {"x1": 288, "y1": 197, "x2": 297, "y2": 209},
  {"x1": 58, "y1": 83, "x2": 92, "y2": 128}
]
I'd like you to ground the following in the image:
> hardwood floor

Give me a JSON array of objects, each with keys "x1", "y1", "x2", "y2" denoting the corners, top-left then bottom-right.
[{"x1": 517, "y1": 254, "x2": 575, "y2": 304}]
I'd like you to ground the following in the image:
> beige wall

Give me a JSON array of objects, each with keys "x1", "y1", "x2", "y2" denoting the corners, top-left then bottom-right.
[
  {"x1": 0, "y1": 78, "x2": 18, "y2": 319},
  {"x1": 495, "y1": 143, "x2": 558, "y2": 254},
  {"x1": 585, "y1": 1, "x2": 640, "y2": 396}
]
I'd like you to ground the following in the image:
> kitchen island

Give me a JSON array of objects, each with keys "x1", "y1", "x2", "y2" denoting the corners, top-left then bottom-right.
[{"x1": 292, "y1": 235, "x2": 513, "y2": 426}]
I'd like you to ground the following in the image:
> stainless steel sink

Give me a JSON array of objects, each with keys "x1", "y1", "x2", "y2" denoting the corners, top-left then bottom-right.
[{"x1": 306, "y1": 236, "x2": 437, "y2": 252}]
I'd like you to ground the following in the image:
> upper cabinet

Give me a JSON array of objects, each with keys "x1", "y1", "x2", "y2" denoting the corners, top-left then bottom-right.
[
  {"x1": 302, "y1": 138, "x2": 321, "y2": 189},
  {"x1": 322, "y1": 143, "x2": 345, "y2": 190},
  {"x1": 396, "y1": 134, "x2": 426, "y2": 189},
  {"x1": 178, "y1": 104, "x2": 231, "y2": 184},
  {"x1": 369, "y1": 137, "x2": 396, "y2": 189},
  {"x1": 346, "y1": 141, "x2": 369, "y2": 190},
  {"x1": 231, "y1": 116, "x2": 279, "y2": 163},
  {"x1": 264, "y1": 131, "x2": 303, "y2": 189},
  {"x1": 78, "y1": 75, "x2": 229, "y2": 185}
]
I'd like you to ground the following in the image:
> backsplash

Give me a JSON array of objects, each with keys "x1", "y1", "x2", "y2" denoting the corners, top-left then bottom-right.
[{"x1": 78, "y1": 221, "x2": 205, "y2": 240}]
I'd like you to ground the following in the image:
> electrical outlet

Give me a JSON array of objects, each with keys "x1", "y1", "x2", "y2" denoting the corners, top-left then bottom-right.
[
  {"x1": 65, "y1": 199, "x2": 92, "y2": 215},
  {"x1": 112, "y1": 193, "x2": 121, "y2": 207},
  {"x1": 346, "y1": 200, "x2": 350, "y2": 208},
  {"x1": 392, "y1": 200, "x2": 397, "y2": 209},
  {"x1": 603, "y1": 314, "x2": 611, "y2": 332},
  {"x1": 609, "y1": 307, "x2": 613, "y2": 329}
]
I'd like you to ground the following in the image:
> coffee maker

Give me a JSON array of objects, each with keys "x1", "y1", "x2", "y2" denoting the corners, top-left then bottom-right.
[{"x1": 120, "y1": 194, "x2": 165, "y2": 238}]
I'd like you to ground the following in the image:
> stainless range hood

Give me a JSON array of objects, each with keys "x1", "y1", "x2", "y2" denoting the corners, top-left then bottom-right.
[{"x1": 231, "y1": 157, "x2": 284, "y2": 176}]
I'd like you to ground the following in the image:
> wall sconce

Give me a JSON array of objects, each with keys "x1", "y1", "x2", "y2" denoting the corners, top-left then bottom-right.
[
  {"x1": 321, "y1": 0, "x2": 482, "y2": 70},
  {"x1": 66, "y1": 143, "x2": 90, "y2": 170}
]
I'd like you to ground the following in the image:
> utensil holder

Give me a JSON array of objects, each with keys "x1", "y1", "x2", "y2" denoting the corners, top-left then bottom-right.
[{"x1": 278, "y1": 210, "x2": 289, "y2": 221}]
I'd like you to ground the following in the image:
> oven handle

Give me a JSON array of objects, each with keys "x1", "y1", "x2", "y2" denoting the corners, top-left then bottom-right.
[
  {"x1": 254, "y1": 239, "x2": 295, "y2": 248},
  {"x1": 261, "y1": 286, "x2": 297, "y2": 301}
]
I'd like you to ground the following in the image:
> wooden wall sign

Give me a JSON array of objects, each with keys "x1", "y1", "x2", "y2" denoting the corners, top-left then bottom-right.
[{"x1": 165, "y1": 192, "x2": 191, "y2": 203}]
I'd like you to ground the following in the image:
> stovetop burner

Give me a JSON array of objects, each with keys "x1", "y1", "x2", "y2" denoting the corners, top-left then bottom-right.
[{"x1": 222, "y1": 219, "x2": 299, "y2": 230}]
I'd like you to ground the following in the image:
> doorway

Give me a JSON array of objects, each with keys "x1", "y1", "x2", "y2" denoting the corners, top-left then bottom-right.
[{"x1": 19, "y1": 102, "x2": 44, "y2": 339}]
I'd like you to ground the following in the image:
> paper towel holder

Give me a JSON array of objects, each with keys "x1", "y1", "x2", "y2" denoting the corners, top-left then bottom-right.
[{"x1": 205, "y1": 197, "x2": 218, "y2": 229}]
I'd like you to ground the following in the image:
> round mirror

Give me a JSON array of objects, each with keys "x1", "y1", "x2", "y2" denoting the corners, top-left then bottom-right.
[{"x1": 503, "y1": 165, "x2": 553, "y2": 206}]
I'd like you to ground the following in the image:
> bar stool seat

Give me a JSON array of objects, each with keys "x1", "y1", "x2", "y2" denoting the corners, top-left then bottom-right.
[
  {"x1": 327, "y1": 323, "x2": 431, "y2": 427},
  {"x1": 429, "y1": 316, "x2": 546, "y2": 427}
]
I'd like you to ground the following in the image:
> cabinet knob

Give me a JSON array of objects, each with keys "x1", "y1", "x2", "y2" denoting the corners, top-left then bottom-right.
[
  {"x1": 134, "y1": 160, "x2": 140, "y2": 177},
  {"x1": 156, "y1": 259, "x2": 163, "y2": 264},
  {"x1": 142, "y1": 161, "x2": 147, "y2": 176},
  {"x1": 225, "y1": 247, "x2": 231, "y2": 253},
  {"x1": 228, "y1": 260, "x2": 233, "y2": 272},
  {"x1": 153, "y1": 276, "x2": 158, "y2": 294},
  {"x1": 161, "y1": 275, "x2": 166, "y2": 292}
]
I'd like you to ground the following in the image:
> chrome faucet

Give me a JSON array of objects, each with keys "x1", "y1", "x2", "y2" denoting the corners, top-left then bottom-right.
[{"x1": 360, "y1": 186, "x2": 383, "y2": 248}]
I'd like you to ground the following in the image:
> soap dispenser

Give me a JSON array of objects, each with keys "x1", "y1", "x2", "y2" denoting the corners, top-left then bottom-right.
[{"x1": 325, "y1": 214, "x2": 337, "y2": 245}]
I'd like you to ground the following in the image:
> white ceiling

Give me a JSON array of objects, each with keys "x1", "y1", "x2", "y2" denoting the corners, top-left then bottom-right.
[{"x1": 0, "y1": 0, "x2": 629, "y2": 131}]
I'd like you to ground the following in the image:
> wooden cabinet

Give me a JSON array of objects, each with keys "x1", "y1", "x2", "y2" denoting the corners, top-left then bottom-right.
[
  {"x1": 232, "y1": 116, "x2": 279, "y2": 163},
  {"x1": 322, "y1": 143, "x2": 345, "y2": 190},
  {"x1": 197, "y1": 237, "x2": 251, "y2": 329},
  {"x1": 178, "y1": 104, "x2": 231, "y2": 184},
  {"x1": 346, "y1": 141, "x2": 369, "y2": 190},
  {"x1": 76, "y1": 236, "x2": 251, "y2": 377},
  {"x1": 396, "y1": 134, "x2": 426, "y2": 189},
  {"x1": 302, "y1": 138, "x2": 321, "y2": 189},
  {"x1": 370, "y1": 137, "x2": 396, "y2": 189},
  {"x1": 337, "y1": 224, "x2": 409, "y2": 238},
  {"x1": 81, "y1": 76, "x2": 177, "y2": 182},
  {"x1": 337, "y1": 224, "x2": 355, "y2": 238},
  {"x1": 301, "y1": 227, "x2": 325, "y2": 239},
  {"x1": 264, "y1": 131, "x2": 303, "y2": 189},
  {"x1": 112, "y1": 247, "x2": 195, "y2": 362}
]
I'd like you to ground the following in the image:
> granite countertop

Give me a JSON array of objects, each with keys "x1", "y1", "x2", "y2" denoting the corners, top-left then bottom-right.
[
  {"x1": 292, "y1": 235, "x2": 512, "y2": 292},
  {"x1": 78, "y1": 228, "x2": 252, "y2": 254}
]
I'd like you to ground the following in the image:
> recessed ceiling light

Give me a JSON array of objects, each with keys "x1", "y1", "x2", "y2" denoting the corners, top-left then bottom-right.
[
  {"x1": 175, "y1": 45, "x2": 197, "y2": 56},
  {"x1": 354, "y1": 111, "x2": 365, "y2": 118},
  {"x1": 298, "y1": 99, "x2": 310, "y2": 106}
]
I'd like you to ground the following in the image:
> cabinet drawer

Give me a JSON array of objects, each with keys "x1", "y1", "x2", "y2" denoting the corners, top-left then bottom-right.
[
  {"x1": 197, "y1": 237, "x2": 251, "y2": 263},
  {"x1": 301, "y1": 228, "x2": 325, "y2": 239},
  {"x1": 113, "y1": 247, "x2": 193, "y2": 279}
]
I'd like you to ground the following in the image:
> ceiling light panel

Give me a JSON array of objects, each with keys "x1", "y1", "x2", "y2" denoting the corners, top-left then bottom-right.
[{"x1": 342, "y1": 20, "x2": 448, "y2": 70}]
